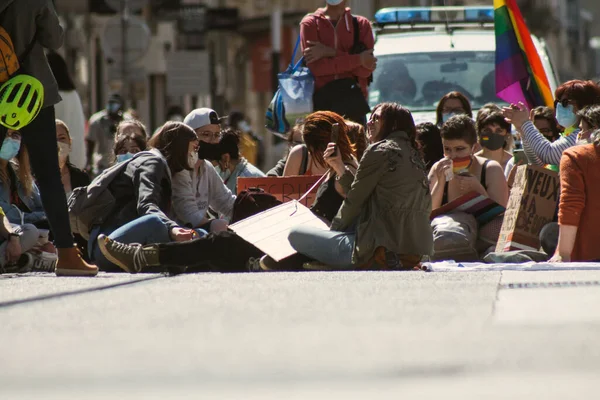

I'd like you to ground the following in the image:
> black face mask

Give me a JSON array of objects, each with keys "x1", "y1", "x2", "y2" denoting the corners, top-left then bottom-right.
[
  {"x1": 197, "y1": 142, "x2": 222, "y2": 160},
  {"x1": 480, "y1": 132, "x2": 506, "y2": 151}
]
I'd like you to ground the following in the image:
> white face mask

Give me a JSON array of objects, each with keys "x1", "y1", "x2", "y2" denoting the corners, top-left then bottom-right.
[
  {"x1": 189, "y1": 152, "x2": 199, "y2": 168},
  {"x1": 57, "y1": 142, "x2": 71, "y2": 159}
]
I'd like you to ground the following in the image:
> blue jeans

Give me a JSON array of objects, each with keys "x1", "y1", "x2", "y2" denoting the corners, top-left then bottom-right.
[
  {"x1": 288, "y1": 225, "x2": 355, "y2": 269},
  {"x1": 89, "y1": 215, "x2": 172, "y2": 271}
]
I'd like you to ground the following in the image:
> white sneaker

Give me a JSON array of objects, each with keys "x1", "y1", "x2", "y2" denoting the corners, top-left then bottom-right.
[{"x1": 30, "y1": 251, "x2": 58, "y2": 273}]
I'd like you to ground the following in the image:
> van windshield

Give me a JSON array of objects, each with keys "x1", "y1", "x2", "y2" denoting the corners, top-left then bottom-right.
[{"x1": 369, "y1": 51, "x2": 507, "y2": 112}]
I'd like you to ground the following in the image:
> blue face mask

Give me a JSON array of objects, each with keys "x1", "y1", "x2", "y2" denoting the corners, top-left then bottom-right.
[
  {"x1": 442, "y1": 112, "x2": 456, "y2": 124},
  {"x1": 116, "y1": 152, "x2": 134, "y2": 163},
  {"x1": 0, "y1": 137, "x2": 21, "y2": 160},
  {"x1": 556, "y1": 103, "x2": 577, "y2": 128},
  {"x1": 107, "y1": 102, "x2": 122, "y2": 115}
]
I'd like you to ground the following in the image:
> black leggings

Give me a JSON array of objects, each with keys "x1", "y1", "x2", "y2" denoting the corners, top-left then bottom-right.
[
  {"x1": 157, "y1": 231, "x2": 263, "y2": 273},
  {"x1": 0, "y1": 106, "x2": 74, "y2": 248}
]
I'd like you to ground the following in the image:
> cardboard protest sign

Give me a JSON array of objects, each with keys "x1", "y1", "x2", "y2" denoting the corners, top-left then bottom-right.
[
  {"x1": 496, "y1": 165, "x2": 560, "y2": 252},
  {"x1": 430, "y1": 191, "x2": 505, "y2": 225},
  {"x1": 237, "y1": 175, "x2": 322, "y2": 207},
  {"x1": 229, "y1": 201, "x2": 329, "y2": 261}
]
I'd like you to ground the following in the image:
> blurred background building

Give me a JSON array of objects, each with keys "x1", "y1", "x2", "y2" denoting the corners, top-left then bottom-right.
[{"x1": 54, "y1": 0, "x2": 600, "y2": 167}]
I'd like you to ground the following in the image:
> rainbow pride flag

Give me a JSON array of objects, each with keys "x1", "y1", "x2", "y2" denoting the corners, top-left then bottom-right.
[{"x1": 494, "y1": 0, "x2": 553, "y2": 109}]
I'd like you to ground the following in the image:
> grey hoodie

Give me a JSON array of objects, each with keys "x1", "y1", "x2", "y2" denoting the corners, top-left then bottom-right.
[{"x1": 0, "y1": 0, "x2": 64, "y2": 107}]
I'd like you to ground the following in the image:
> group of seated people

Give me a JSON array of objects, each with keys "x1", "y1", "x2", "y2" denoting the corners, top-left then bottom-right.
[{"x1": 3, "y1": 78, "x2": 600, "y2": 275}]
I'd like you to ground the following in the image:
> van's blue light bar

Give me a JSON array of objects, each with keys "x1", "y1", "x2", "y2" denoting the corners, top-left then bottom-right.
[{"x1": 374, "y1": 6, "x2": 494, "y2": 26}]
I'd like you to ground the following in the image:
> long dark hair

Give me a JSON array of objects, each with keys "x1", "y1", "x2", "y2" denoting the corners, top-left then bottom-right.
[
  {"x1": 372, "y1": 102, "x2": 418, "y2": 150},
  {"x1": 46, "y1": 51, "x2": 76, "y2": 91},
  {"x1": 148, "y1": 122, "x2": 197, "y2": 174}
]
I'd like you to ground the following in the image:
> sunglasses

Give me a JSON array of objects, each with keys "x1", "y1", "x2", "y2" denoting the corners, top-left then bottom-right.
[
  {"x1": 554, "y1": 98, "x2": 575, "y2": 108},
  {"x1": 197, "y1": 131, "x2": 222, "y2": 140}
]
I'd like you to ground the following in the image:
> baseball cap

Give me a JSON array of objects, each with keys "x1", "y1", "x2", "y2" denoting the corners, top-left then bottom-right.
[{"x1": 184, "y1": 108, "x2": 226, "y2": 130}]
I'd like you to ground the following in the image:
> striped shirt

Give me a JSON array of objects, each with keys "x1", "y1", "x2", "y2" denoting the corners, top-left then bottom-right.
[{"x1": 521, "y1": 120, "x2": 578, "y2": 166}]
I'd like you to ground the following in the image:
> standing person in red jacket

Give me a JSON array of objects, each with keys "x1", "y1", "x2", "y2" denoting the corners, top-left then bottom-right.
[{"x1": 301, "y1": 0, "x2": 377, "y2": 125}]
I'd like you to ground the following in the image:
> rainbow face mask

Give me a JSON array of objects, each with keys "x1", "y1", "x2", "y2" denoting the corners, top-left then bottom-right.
[{"x1": 452, "y1": 155, "x2": 472, "y2": 174}]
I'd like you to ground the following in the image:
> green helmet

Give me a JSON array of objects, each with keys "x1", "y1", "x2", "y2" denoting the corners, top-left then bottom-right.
[{"x1": 0, "y1": 75, "x2": 44, "y2": 130}]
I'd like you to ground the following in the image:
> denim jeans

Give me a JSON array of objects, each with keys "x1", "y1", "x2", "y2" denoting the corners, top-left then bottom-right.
[
  {"x1": 288, "y1": 225, "x2": 355, "y2": 269},
  {"x1": 89, "y1": 215, "x2": 173, "y2": 271},
  {"x1": 0, "y1": 107, "x2": 74, "y2": 248}
]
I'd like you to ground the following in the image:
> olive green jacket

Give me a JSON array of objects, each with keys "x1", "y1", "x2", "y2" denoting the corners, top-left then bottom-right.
[{"x1": 331, "y1": 131, "x2": 433, "y2": 264}]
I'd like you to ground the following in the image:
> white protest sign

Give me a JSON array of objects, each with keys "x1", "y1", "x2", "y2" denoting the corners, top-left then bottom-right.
[{"x1": 229, "y1": 201, "x2": 328, "y2": 261}]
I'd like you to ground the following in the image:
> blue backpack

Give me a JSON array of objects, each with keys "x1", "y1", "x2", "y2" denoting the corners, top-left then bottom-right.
[{"x1": 265, "y1": 36, "x2": 314, "y2": 134}]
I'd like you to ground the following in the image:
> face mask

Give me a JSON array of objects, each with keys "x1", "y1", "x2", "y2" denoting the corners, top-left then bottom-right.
[
  {"x1": 116, "y1": 153, "x2": 134, "y2": 163},
  {"x1": 0, "y1": 137, "x2": 21, "y2": 160},
  {"x1": 188, "y1": 151, "x2": 199, "y2": 168},
  {"x1": 238, "y1": 120, "x2": 251, "y2": 133},
  {"x1": 451, "y1": 155, "x2": 473, "y2": 175},
  {"x1": 107, "y1": 102, "x2": 122, "y2": 115},
  {"x1": 480, "y1": 132, "x2": 506, "y2": 151},
  {"x1": 326, "y1": 0, "x2": 343, "y2": 5},
  {"x1": 58, "y1": 142, "x2": 71, "y2": 159},
  {"x1": 442, "y1": 112, "x2": 456, "y2": 124},
  {"x1": 556, "y1": 103, "x2": 577, "y2": 128},
  {"x1": 197, "y1": 142, "x2": 222, "y2": 161}
]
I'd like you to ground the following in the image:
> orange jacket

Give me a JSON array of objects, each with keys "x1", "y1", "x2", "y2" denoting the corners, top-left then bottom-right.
[
  {"x1": 300, "y1": 7, "x2": 375, "y2": 98},
  {"x1": 558, "y1": 144, "x2": 600, "y2": 261}
]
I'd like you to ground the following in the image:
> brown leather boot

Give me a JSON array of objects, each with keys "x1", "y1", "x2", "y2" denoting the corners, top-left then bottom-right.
[
  {"x1": 360, "y1": 247, "x2": 422, "y2": 271},
  {"x1": 55, "y1": 247, "x2": 99, "y2": 277}
]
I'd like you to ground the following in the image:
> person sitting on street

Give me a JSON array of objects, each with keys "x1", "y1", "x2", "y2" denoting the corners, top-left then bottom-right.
[
  {"x1": 0, "y1": 205, "x2": 42, "y2": 274},
  {"x1": 345, "y1": 120, "x2": 368, "y2": 161},
  {"x1": 172, "y1": 108, "x2": 236, "y2": 233},
  {"x1": 87, "y1": 122, "x2": 199, "y2": 272},
  {"x1": 0, "y1": 130, "x2": 49, "y2": 233},
  {"x1": 416, "y1": 122, "x2": 444, "y2": 172},
  {"x1": 502, "y1": 80, "x2": 600, "y2": 168},
  {"x1": 56, "y1": 120, "x2": 91, "y2": 261},
  {"x1": 215, "y1": 128, "x2": 266, "y2": 194},
  {"x1": 112, "y1": 126, "x2": 148, "y2": 164},
  {"x1": 267, "y1": 122, "x2": 304, "y2": 176},
  {"x1": 288, "y1": 103, "x2": 432, "y2": 271},
  {"x1": 475, "y1": 107, "x2": 514, "y2": 170},
  {"x1": 575, "y1": 104, "x2": 600, "y2": 145},
  {"x1": 429, "y1": 115, "x2": 508, "y2": 210},
  {"x1": 550, "y1": 131, "x2": 600, "y2": 262},
  {"x1": 56, "y1": 120, "x2": 91, "y2": 199},
  {"x1": 533, "y1": 106, "x2": 561, "y2": 143},
  {"x1": 256, "y1": 111, "x2": 359, "y2": 272}
]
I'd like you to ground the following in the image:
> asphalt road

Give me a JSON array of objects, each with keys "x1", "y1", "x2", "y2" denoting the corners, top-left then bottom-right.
[{"x1": 1, "y1": 269, "x2": 599, "y2": 399}]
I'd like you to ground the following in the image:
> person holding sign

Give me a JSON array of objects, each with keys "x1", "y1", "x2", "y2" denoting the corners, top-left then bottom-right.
[{"x1": 287, "y1": 103, "x2": 433, "y2": 270}]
